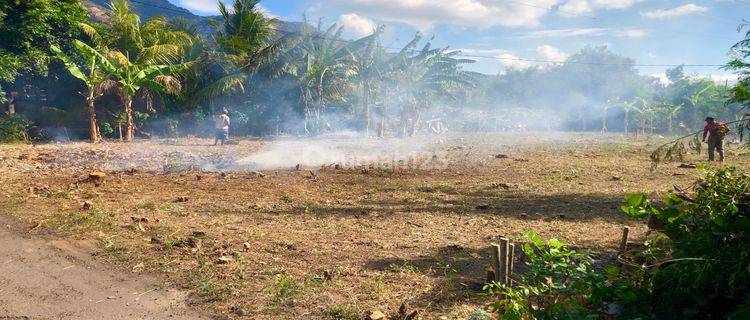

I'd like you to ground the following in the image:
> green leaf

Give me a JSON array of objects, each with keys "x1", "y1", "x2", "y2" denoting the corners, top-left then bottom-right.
[
  {"x1": 548, "y1": 238, "x2": 565, "y2": 249},
  {"x1": 525, "y1": 231, "x2": 544, "y2": 248},
  {"x1": 50, "y1": 45, "x2": 90, "y2": 86}
]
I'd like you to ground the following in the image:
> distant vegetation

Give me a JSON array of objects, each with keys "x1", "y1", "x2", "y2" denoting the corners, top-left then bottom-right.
[{"x1": 0, "y1": 0, "x2": 749, "y2": 141}]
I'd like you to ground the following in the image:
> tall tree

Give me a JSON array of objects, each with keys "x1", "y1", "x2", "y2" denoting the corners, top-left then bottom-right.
[
  {"x1": 106, "y1": 51, "x2": 182, "y2": 141},
  {"x1": 50, "y1": 41, "x2": 117, "y2": 142},
  {"x1": 726, "y1": 21, "x2": 750, "y2": 107},
  {"x1": 0, "y1": 0, "x2": 87, "y2": 104}
]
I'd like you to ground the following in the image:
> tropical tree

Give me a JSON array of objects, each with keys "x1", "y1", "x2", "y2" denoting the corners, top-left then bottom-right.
[
  {"x1": 106, "y1": 51, "x2": 182, "y2": 141},
  {"x1": 663, "y1": 102, "x2": 684, "y2": 135},
  {"x1": 295, "y1": 23, "x2": 356, "y2": 134},
  {"x1": 0, "y1": 0, "x2": 88, "y2": 104},
  {"x1": 50, "y1": 40, "x2": 116, "y2": 142},
  {"x1": 349, "y1": 26, "x2": 385, "y2": 137},
  {"x1": 394, "y1": 40, "x2": 478, "y2": 136}
]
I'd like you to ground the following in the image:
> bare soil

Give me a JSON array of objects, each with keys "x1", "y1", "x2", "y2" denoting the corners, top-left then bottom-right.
[
  {"x1": 0, "y1": 132, "x2": 744, "y2": 319},
  {"x1": 0, "y1": 214, "x2": 211, "y2": 320}
]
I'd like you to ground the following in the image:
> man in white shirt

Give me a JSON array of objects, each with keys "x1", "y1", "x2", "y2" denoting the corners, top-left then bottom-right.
[{"x1": 213, "y1": 108, "x2": 230, "y2": 146}]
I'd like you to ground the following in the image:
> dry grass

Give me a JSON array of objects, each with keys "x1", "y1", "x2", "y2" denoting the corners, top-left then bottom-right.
[{"x1": 0, "y1": 132, "x2": 745, "y2": 319}]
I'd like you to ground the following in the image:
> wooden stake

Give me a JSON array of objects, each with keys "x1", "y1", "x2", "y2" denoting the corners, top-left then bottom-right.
[
  {"x1": 507, "y1": 243, "x2": 515, "y2": 287},
  {"x1": 499, "y1": 237, "x2": 509, "y2": 286},
  {"x1": 619, "y1": 226, "x2": 630, "y2": 254},
  {"x1": 491, "y1": 243, "x2": 501, "y2": 283}
]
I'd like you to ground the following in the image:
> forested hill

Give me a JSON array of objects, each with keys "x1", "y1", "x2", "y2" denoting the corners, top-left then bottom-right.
[
  {"x1": 83, "y1": 0, "x2": 304, "y2": 34},
  {"x1": 85, "y1": 0, "x2": 196, "y2": 20}
]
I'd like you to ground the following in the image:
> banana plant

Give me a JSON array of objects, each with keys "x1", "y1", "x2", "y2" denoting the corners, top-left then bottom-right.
[
  {"x1": 106, "y1": 50, "x2": 182, "y2": 141},
  {"x1": 50, "y1": 40, "x2": 116, "y2": 142}
]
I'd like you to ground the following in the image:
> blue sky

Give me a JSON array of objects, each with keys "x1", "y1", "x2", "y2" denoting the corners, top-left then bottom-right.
[{"x1": 168, "y1": 0, "x2": 747, "y2": 80}]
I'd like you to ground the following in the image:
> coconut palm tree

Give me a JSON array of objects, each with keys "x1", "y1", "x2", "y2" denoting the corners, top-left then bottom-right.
[{"x1": 50, "y1": 40, "x2": 116, "y2": 142}]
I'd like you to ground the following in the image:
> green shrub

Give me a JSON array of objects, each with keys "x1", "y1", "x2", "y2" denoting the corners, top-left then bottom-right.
[
  {"x1": 621, "y1": 167, "x2": 750, "y2": 319},
  {"x1": 0, "y1": 113, "x2": 32, "y2": 142},
  {"x1": 486, "y1": 168, "x2": 750, "y2": 319},
  {"x1": 484, "y1": 232, "x2": 616, "y2": 320}
]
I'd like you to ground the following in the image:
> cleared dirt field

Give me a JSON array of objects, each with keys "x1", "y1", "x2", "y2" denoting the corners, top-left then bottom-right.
[{"x1": 0, "y1": 132, "x2": 743, "y2": 319}]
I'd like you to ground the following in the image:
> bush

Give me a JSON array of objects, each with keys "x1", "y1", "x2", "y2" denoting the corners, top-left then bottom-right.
[
  {"x1": 486, "y1": 168, "x2": 750, "y2": 319},
  {"x1": 622, "y1": 167, "x2": 750, "y2": 319},
  {"x1": 485, "y1": 232, "x2": 627, "y2": 320},
  {"x1": 0, "y1": 113, "x2": 32, "y2": 142}
]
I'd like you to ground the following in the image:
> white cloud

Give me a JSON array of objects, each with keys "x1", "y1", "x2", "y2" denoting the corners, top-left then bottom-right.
[
  {"x1": 454, "y1": 48, "x2": 533, "y2": 71},
  {"x1": 704, "y1": 74, "x2": 740, "y2": 85},
  {"x1": 338, "y1": 13, "x2": 378, "y2": 37},
  {"x1": 558, "y1": 0, "x2": 643, "y2": 17},
  {"x1": 651, "y1": 73, "x2": 672, "y2": 86},
  {"x1": 558, "y1": 0, "x2": 593, "y2": 17},
  {"x1": 592, "y1": 0, "x2": 643, "y2": 10},
  {"x1": 498, "y1": 53, "x2": 534, "y2": 70},
  {"x1": 172, "y1": 1, "x2": 276, "y2": 17},
  {"x1": 647, "y1": 52, "x2": 657, "y2": 58},
  {"x1": 256, "y1": 4, "x2": 279, "y2": 18},
  {"x1": 536, "y1": 45, "x2": 568, "y2": 61},
  {"x1": 641, "y1": 4, "x2": 708, "y2": 19},
  {"x1": 329, "y1": 0, "x2": 562, "y2": 31},
  {"x1": 519, "y1": 27, "x2": 648, "y2": 38},
  {"x1": 172, "y1": 0, "x2": 220, "y2": 14}
]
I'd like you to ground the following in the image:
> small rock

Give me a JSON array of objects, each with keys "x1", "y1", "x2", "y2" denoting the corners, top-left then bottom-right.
[
  {"x1": 475, "y1": 204, "x2": 490, "y2": 210},
  {"x1": 186, "y1": 237, "x2": 202, "y2": 249},
  {"x1": 230, "y1": 306, "x2": 247, "y2": 316},
  {"x1": 217, "y1": 256, "x2": 235, "y2": 264},
  {"x1": 130, "y1": 216, "x2": 150, "y2": 223},
  {"x1": 243, "y1": 242, "x2": 251, "y2": 252},
  {"x1": 192, "y1": 231, "x2": 206, "y2": 238},
  {"x1": 494, "y1": 154, "x2": 509, "y2": 159},
  {"x1": 249, "y1": 171, "x2": 266, "y2": 178},
  {"x1": 89, "y1": 172, "x2": 106, "y2": 186},
  {"x1": 520, "y1": 213, "x2": 528, "y2": 218},
  {"x1": 678, "y1": 163, "x2": 697, "y2": 169},
  {"x1": 175, "y1": 196, "x2": 189, "y2": 203},
  {"x1": 82, "y1": 201, "x2": 92, "y2": 210},
  {"x1": 611, "y1": 176, "x2": 622, "y2": 181},
  {"x1": 366, "y1": 310, "x2": 387, "y2": 320}
]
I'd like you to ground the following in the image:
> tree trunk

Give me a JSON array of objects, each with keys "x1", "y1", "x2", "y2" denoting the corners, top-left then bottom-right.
[
  {"x1": 124, "y1": 95, "x2": 134, "y2": 142},
  {"x1": 87, "y1": 94, "x2": 100, "y2": 143},
  {"x1": 316, "y1": 83, "x2": 324, "y2": 134},
  {"x1": 379, "y1": 86, "x2": 387, "y2": 138},
  {"x1": 364, "y1": 83, "x2": 371, "y2": 138},
  {"x1": 624, "y1": 110, "x2": 629, "y2": 134},
  {"x1": 668, "y1": 115, "x2": 673, "y2": 135},
  {"x1": 6, "y1": 93, "x2": 15, "y2": 114}
]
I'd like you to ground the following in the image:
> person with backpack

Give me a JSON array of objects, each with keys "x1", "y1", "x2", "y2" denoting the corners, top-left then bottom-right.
[{"x1": 703, "y1": 117, "x2": 728, "y2": 162}]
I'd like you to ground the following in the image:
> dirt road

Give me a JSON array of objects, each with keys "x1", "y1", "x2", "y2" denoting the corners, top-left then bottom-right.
[{"x1": 0, "y1": 214, "x2": 212, "y2": 320}]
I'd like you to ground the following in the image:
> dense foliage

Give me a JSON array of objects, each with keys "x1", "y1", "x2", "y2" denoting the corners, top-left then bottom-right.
[
  {"x1": 487, "y1": 167, "x2": 750, "y2": 319},
  {"x1": 0, "y1": 0, "x2": 88, "y2": 100}
]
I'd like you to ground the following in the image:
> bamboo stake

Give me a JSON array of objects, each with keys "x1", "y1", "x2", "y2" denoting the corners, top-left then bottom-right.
[
  {"x1": 499, "y1": 237, "x2": 509, "y2": 286},
  {"x1": 507, "y1": 243, "x2": 515, "y2": 287},
  {"x1": 491, "y1": 243, "x2": 501, "y2": 283},
  {"x1": 619, "y1": 226, "x2": 630, "y2": 254}
]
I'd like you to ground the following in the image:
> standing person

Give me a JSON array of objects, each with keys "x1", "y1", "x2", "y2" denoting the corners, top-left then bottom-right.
[
  {"x1": 213, "y1": 108, "x2": 230, "y2": 146},
  {"x1": 703, "y1": 117, "x2": 727, "y2": 162}
]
